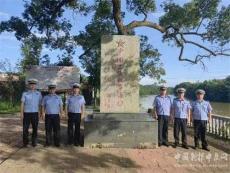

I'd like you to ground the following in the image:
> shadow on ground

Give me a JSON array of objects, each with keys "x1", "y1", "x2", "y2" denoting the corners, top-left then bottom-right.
[{"x1": 9, "y1": 147, "x2": 141, "y2": 172}]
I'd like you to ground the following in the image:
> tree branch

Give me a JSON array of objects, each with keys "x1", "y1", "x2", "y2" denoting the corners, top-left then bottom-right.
[
  {"x1": 125, "y1": 21, "x2": 165, "y2": 33},
  {"x1": 180, "y1": 34, "x2": 216, "y2": 56},
  {"x1": 110, "y1": 0, "x2": 229, "y2": 65}
]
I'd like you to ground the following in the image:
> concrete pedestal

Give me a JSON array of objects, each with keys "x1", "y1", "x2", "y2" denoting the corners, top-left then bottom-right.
[{"x1": 84, "y1": 113, "x2": 158, "y2": 148}]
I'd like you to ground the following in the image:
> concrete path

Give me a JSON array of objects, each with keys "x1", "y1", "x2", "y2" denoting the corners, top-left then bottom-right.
[{"x1": 0, "y1": 117, "x2": 229, "y2": 173}]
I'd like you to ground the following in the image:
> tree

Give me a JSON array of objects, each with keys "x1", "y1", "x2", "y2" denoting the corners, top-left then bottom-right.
[
  {"x1": 55, "y1": 56, "x2": 74, "y2": 66},
  {"x1": 20, "y1": 36, "x2": 42, "y2": 72},
  {"x1": 0, "y1": 0, "x2": 88, "y2": 64},
  {"x1": 75, "y1": 0, "x2": 165, "y2": 105},
  {"x1": 111, "y1": 0, "x2": 230, "y2": 66},
  {"x1": 174, "y1": 76, "x2": 230, "y2": 102},
  {"x1": 0, "y1": 0, "x2": 229, "y2": 84},
  {"x1": 0, "y1": 59, "x2": 25, "y2": 105}
]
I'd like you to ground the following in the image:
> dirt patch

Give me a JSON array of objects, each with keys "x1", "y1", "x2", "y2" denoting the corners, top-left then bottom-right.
[{"x1": 0, "y1": 116, "x2": 229, "y2": 173}]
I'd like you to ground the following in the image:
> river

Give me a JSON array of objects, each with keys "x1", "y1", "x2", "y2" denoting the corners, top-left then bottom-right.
[{"x1": 140, "y1": 95, "x2": 230, "y2": 117}]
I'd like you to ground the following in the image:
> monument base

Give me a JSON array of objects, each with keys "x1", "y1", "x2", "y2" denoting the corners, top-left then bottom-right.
[{"x1": 84, "y1": 113, "x2": 158, "y2": 148}]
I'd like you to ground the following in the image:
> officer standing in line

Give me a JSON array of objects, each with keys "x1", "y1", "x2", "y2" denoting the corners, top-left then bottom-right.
[
  {"x1": 172, "y1": 88, "x2": 191, "y2": 149},
  {"x1": 42, "y1": 84, "x2": 63, "y2": 147},
  {"x1": 20, "y1": 78, "x2": 42, "y2": 147},
  {"x1": 191, "y1": 89, "x2": 212, "y2": 151},
  {"x1": 65, "y1": 83, "x2": 85, "y2": 146},
  {"x1": 153, "y1": 86, "x2": 172, "y2": 147}
]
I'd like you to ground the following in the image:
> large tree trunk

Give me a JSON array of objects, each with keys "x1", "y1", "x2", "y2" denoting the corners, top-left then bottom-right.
[{"x1": 111, "y1": 0, "x2": 127, "y2": 35}]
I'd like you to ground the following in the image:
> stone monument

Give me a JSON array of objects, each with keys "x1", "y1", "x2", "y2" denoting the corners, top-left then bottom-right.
[
  {"x1": 84, "y1": 35, "x2": 158, "y2": 148},
  {"x1": 100, "y1": 35, "x2": 139, "y2": 113}
]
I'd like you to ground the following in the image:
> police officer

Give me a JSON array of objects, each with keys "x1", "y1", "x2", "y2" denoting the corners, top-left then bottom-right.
[
  {"x1": 42, "y1": 84, "x2": 63, "y2": 147},
  {"x1": 65, "y1": 83, "x2": 85, "y2": 146},
  {"x1": 21, "y1": 78, "x2": 42, "y2": 147},
  {"x1": 172, "y1": 88, "x2": 191, "y2": 149},
  {"x1": 153, "y1": 86, "x2": 172, "y2": 147},
  {"x1": 191, "y1": 89, "x2": 212, "y2": 151}
]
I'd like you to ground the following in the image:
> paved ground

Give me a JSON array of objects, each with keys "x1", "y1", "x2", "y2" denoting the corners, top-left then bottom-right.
[{"x1": 0, "y1": 116, "x2": 229, "y2": 173}]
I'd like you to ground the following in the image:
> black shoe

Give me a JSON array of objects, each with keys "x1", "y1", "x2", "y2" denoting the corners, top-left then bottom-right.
[
  {"x1": 74, "y1": 143, "x2": 79, "y2": 147},
  {"x1": 55, "y1": 143, "x2": 60, "y2": 147},
  {"x1": 194, "y1": 143, "x2": 200, "y2": 149},
  {"x1": 202, "y1": 146, "x2": 210, "y2": 151},
  {"x1": 23, "y1": 144, "x2": 28, "y2": 148},
  {"x1": 32, "y1": 142, "x2": 37, "y2": 147},
  {"x1": 44, "y1": 143, "x2": 50, "y2": 147},
  {"x1": 182, "y1": 145, "x2": 189, "y2": 149},
  {"x1": 173, "y1": 143, "x2": 178, "y2": 148},
  {"x1": 163, "y1": 142, "x2": 169, "y2": 147}
]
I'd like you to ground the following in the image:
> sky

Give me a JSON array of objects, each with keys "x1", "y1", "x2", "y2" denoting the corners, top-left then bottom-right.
[{"x1": 0, "y1": 0, "x2": 229, "y2": 87}]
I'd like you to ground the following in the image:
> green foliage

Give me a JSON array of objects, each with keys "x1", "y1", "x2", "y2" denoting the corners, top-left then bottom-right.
[
  {"x1": 140, "y1": 84, "x2": 173, "y2": 96},
  {"x1": 160, "y1": 3, "x2": 198, "y2": 29},
  {"x1": 0, "y1": 77, "x2": 25, "y2": 106},
  {"x1": 139, "y1": 35, "x2": 165, "y2": 82},
  {"x1": 174, "y1": 76, "x2": 230, "y2": 102},
  {"x1": 76, "y1": 0, "x2": 165, "y2": 92},
  {"x1": 1, "y1": 0, "x2": 228, "y2": 92},
  {"x1": 159, "y1": 0, "x2": 230, "y2": 48},
  {"x1": 55, "y1": 56, "x2": 74, "y2": 66},
  {"x1": 0, "y1": 17, "x2": 30, "y2": 40},
  {"x1": 126, "y1": 0, "x2": 156, "y2": 16},
  {"x1": 0, "y1": 101, "x2": 20, "y2": 114},
  {"x1": 20, "y1": 37, "x2": 42, "y2": 71},
  {"x1": 207, "y1": 5, "x2": 230, "y2": 46},
  {"x1": 0, "y1": 0, "x2": 89, "y2": 66},
  {"x1": 76, "y1": 0, "x2": 116, "y2": 91},
  {"x1": 160, "y1": 0, "x2": 220, "y2": 29}
]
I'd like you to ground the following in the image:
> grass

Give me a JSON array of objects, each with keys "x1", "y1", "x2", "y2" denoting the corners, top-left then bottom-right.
[{"x1": 0, "y1": 100, "x2": 20, "y2": 114}]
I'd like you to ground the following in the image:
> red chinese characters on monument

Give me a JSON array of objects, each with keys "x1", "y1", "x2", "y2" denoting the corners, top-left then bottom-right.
[
  {"x1": 101, "y1": 35, "x2": 139, "y2": 113},
  {"x1": 102, "y1": 39, "x2": 126, "y2": 110},
  {"x1": 115, "y1": 39, "x2": 125, "y2": 107}
]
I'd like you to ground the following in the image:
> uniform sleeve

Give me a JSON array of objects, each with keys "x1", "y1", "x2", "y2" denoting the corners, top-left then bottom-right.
[
  {"x1": 82, "y1": 96, "x2": 86, "y2": 105},
  {"x1": 21, "y1": 92, "x2": 26, "y2": 103},
  {"x1": 207, "y1": 102, "x2": 213, "y2": 113}
]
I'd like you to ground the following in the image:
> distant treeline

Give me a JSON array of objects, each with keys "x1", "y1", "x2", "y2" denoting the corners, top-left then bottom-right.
[
  {"x1": 174, "y1": 76, "x2": 230, "y2": 103},
  {"x1": 140, "y1": 85, "x2": 174, "y2": 96}
]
